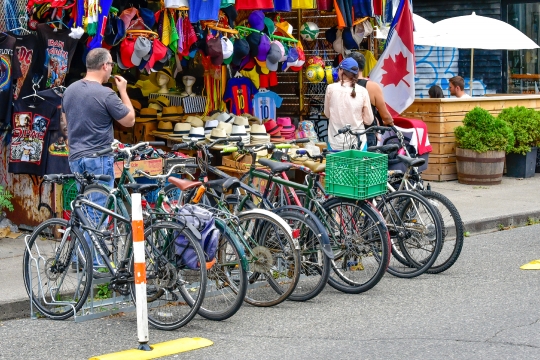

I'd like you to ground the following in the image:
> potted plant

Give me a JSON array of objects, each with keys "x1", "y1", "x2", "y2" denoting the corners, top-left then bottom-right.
[
  {"x1": 454, "y1": 107, "x2": 514, "y2": 185},
  {"x1": 498, "y1": 106, "x2": 540, "y2": 178},
  {"x1": 0, "y1": 185, "x2": 13, "y2": 214}
]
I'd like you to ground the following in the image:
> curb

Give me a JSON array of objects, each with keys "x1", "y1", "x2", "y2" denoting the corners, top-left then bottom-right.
[
  {"x1": 0, "y1": 299, "x2": 30, "y2": 322},
  {"x1": 463, "y1": 210, "x2": 540, "y2": 235}
]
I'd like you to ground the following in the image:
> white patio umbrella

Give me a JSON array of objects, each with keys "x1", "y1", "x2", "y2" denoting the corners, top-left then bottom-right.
[
  {"x1": 414, "y1": 12, "x2": 540, "y2": 95},
  {"x1": 375, "y1": 13, "x2": 434, "y2": 40}
]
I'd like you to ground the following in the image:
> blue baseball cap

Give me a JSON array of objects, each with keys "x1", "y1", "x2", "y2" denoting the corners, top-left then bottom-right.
[{"x1": 339, "y1": 58, "x2": 359, "y2": 75}]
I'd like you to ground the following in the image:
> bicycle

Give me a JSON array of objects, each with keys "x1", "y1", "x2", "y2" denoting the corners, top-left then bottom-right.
[{"x1": 23, "y1": 172, "x2": 207, "y2": 330}]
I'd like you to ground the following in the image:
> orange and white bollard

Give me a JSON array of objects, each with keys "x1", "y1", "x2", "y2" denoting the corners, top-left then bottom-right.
[{"x1": 132, "y1": 193, "x2": 150, "y2": 351}]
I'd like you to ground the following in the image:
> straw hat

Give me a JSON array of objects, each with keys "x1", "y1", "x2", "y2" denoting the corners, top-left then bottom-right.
[
  {"x1": 149, "y1": 67, "x2": 175, "y2": 89},
  {"x1": 167, "y1": 122, "x2": 191, "y2": 139},
  {"x1": 131, "y1": 99, "x2": 142, "y2": 115},
  {"x1": 233, "y1": 116, "x2": 250, "y2": 132},
  {"x1": 270, "y1": 132, "x2": 286, "y2": 143},
  {"x1": 185, "y1": 116, "x2": 204, "y2": 128},
  {"x1": 161, "y1": 106, "x2": 182, "y2": 121},
  {"x1": 152, "y1": 121, "x2": 174, "y2": 135},
  {"x1": 217, "y1": 112, "x2": 235, "y2": 123},
  {"x1": 231, "y1": 124, "x2": 251, "y2": 145},
  {"x1": 183, "y1": 126, "x2": 206, "y2": 142},
  {"x1": 136, "y1": 108, "x2": 158, "y2": 123},
  {"x1": 148, "y1": 103, "x2": 163, "y2": 112},
  {"x1": 205, "y1": 128, "x2": 229, "y2": 149},
  {"x1": 149, "y1": 95, "x2": 170, "y2": 108},
  {"x1": 250, "y1": 124, "x2": 271, "y2": 145},
  {"x1": 204, "y1": 119, "x2": 219, "y2": 135},
  {"x1": 216, "y1": 121, "x2": 232, "y2": 135}
]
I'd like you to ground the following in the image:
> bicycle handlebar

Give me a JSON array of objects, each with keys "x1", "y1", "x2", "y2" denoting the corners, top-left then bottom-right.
[
  {"x1": 335, "y1": 125, "x2": 393, "y2": 137},
  {"x1": 43, "y1": 173, "x2": 112, "y2": 184},
  {"x1": 134, "y1": 163, "x2": 198, "y2": 179}
]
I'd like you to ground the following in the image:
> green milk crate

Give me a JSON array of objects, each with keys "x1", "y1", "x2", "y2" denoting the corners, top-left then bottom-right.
[{"x1": 325, "y1": 150, "x2": 388, "y2": 200}]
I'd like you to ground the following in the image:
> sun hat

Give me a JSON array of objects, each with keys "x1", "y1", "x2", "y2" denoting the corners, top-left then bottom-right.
[
  {"x1": 152, "y1": 121, "x2": 174, "y2": 135},
  {"x1": 217, "y1": 112, "x2": 235, "y2": 123},
  {"x1": 216, "y1": 121, "x2": 233, "y2": 135},
  {"x1": 270, "y1": 133, "x2": 286, "y2": 143},
  {"x1": 243, "y1": 113, "x2": 262, "y2": 125},
  {"x1": 250, "y1": 124, "x2": 271, "y2": 143},
  {"x1": 231, "y1": 124, "x2": 251, "y2": 144},
  {"x1": 274, "y1": 21, "x2": 302, "y2": 50},
  {"x1": 233, "y1": 116, "x2": 250, "y2": 132},
  {"x1": 168, "y1": 122, "x2": 191, "y2": 138},
  {"x1": 161, "y1": 106, "x2": 183, "y2": 121},
  {"x1": 232, "y1": 38, "x2": 250, "y2": 66},
  {"x1": 277, "y1": 117, "x2": 295, "y2": 132},
  {"x1": 185, "y1": 116, "x2": 204, "y2": 128},
  {"x1": 183, "y1": 126, "x2": 205, "y2": 142},
  {"x1": 205, "y1": 128, "x2": 231, "y2": 149},
  {"x1": 339, "y1": 57, "x2": 359, "y2": 75},
  {"x1": 136, "y1": 108, "x2": 158, "y2": 123},
  {"x1": 204, "y1": 119, "x2": 219, "y2": 135},
  {"x1": 149, "y1": 95, "x2": 170, "y2": 108},
  {"x1": 131, "y1": 99, "x2": 142, "y2": 115},
  {"x1": 149, "y1": 67, "x2": 175, "y2": 89},
  {"x1": 263, "y1": 119, "x2": 283, "y2": 135}
]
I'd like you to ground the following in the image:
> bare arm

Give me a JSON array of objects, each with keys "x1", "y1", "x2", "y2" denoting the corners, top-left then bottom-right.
[
  {"x1": 367, "y1": 81, "x2": 394, "y2": 126},
  {"x1": 324, "y1": 85, "x2": 332, "y2": 119},
  {"x1": 115, "y1": 76, "x2": 135, "y2": 127}
]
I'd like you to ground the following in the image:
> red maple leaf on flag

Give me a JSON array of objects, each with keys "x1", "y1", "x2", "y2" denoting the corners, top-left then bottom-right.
[{"x1": 380, "y1": 52, "x2": 410, "y2": 88}]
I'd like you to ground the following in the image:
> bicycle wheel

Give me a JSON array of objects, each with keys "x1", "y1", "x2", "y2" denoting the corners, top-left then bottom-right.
[
  {"x1": 322, "y1": 198, "x2": 390, "y2": 294},
  {"x1": 163, "y1": 183, "x2": 185, "y2": 208},
  {"x1": 82, "y1": 184, "x2": 131, "y2": 273},
  {"x1": 418, "y1": 190, "x2": 464, "y2": 274},
  {"x1": 195, "y1": 219, "x2": 248, "y2": 321},
  {"x1": 235, "y1": 210, "x2": 300, "y2": 307},
  {"x1": 377, "y1": 190, "x2": 443, "y2": 278},
  {"x1": 273, "y1": 206, "x2": 331, "y2": 301},
  {"x1": 23, "y1": 218, "x2": 92, "y2": 320},
  {"x1": 129, "y1": 221, "x2": 206, "y2": 331}
]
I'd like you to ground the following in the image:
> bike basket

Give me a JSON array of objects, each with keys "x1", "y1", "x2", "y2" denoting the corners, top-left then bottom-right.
[
  {"x1": 325, "y1": 150, "x2": 388, "y2": 200},
  {"x1": 62, "y1": 179, "x2": 78, "y2": 211}
]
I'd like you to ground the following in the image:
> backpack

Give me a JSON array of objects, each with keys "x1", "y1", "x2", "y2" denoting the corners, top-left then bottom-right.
[{"x1": 174, "y1": 204, "x2": 219, "y2": 269}]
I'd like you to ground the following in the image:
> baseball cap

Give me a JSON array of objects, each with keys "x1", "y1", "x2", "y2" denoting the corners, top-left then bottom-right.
[
  {"x1": 221, "y1": 5, "x2": 238, "y2": 27},
  {"x1": 263, "y1": 17, "x2": 275, "y2": 36},
  {"x1": 222, "y1": 37, "x2": 234, "y2": 65},
  {"x1": 266, "y1": 42, "x2": 282, "y2": 72},
  {"x1": 207, "y1": 37, "x2": 223, "y2": 66},
  {"x1": 146, "y1": 39, "x2": 168, "y2": 70},
  {"x1": 256, "y1": 34, "x2": 271, "y2": 62},
  {"x1": 246, "y1": 32, "x2": 261, "y2": 57},
  {"x1": 139, "y1": 7, "x2": 155, "y2": 28},
  {"x1": 282, "y1": 47, "x2": 299, "y2": 71},
  {"x1": 119, "y1": 37, "x2": 136, "y2": 69},
  {"x1": 339, "y1": 58, "x2": 359, "y2": 75},
  {"x1": 289, "y1": 47, "x2": 305, "y2": 71},
  {"x1": 248, "y1": 10, "x2": 265, "y2": 31},
  {"x1": 131, "y1": 36, "x2": 152, "y2": 66},
  {"x1": 232, "y1": 38, "x2": 250, "y2": 66}
]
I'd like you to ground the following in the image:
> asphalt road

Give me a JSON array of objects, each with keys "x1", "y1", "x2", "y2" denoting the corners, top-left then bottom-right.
[{"x1": 1, "y1": 225, "x2": 540, "y2": 360}]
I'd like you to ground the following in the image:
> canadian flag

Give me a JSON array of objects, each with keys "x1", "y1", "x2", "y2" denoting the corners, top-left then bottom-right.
[{"x1": 369, "y1": 0, "x2": 415, "y2": 116}]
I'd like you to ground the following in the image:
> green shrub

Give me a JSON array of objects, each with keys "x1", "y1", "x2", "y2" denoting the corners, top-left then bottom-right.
[
  {"x1": 0, "y1": 186, "x2": 13, "y2": 212},
  {"x1": 455, "y1": 107, "x2": 514, "y2": 153},
  {"x1": 497, "y1": 106, "x2": 540, "y2": 155}
]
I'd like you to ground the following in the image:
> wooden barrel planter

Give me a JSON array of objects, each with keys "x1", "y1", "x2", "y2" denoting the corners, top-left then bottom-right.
[{"x1": 456, "y1": 148, "x2": 505, "y2": 185}]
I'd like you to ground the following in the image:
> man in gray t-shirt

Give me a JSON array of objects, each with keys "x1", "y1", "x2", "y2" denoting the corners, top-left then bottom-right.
[{"x1": 62, "y1": 48, "x2": 134, "y2": 186}]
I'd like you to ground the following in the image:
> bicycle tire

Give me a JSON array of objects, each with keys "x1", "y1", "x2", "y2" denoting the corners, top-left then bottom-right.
[
  {"x1": 194, "y1": 219, "x2": 248, "y2": 321},
  {"x1": 321, "y1": 198, "x2": 390, "y2": 294},
  {"x1": 417, "y1": 190, "x2": 464, "y2": 274},
  {"x1": 376, "y1": 190, "x2": 443, "y2": 278},
  {"x1": 163, "y1": 183, "x2": 185, "y2": 208},
  {"x1": 235, "y1": 210, "x2": 300, "y2": 307},
  {"x1": 23, "y1": 218, "x2": 93, "y2": 320},
  {"x1": 273, "y1": 206, "x2": 331, "y2": 301},
  {"x1": 129, "y1": 220, "x2": 207, "y2": 331}
]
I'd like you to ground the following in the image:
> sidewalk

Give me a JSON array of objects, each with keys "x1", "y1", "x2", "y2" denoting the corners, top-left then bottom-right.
[{"x1": 2, "y1": 175, "x2": 540, "y2": 321}]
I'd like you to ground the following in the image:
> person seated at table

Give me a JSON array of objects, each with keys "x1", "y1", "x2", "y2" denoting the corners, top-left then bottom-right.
[
  {"x1": 429, "y1": 85, "x2": 445, "y2": 98},
  {"x1": 449, "y1": 76, "x2": 470, "y2": 98}
]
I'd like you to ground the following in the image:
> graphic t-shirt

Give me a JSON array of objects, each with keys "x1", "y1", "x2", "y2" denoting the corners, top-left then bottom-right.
[
  {"x1": 0, "y1": 34, "x2": 23, "y2": 126},
  {"x1": 9, "y1": 97, "x2": 57, "y2": 176},
  {"x1": 189, "y1": 0, "x2": 220, "y2": 22},
  {"x1": 39, "y1": 88, "x2": 71, "y2": 175},
  {"x1": 9, "y1": 33, "x2": 39, "y2": 100},
  {"x1": 223, "y1": 77, "x2": 258, "y2": 115},
  {"x1": 36, "y1": 24, "x2": 78, "y2": 89},
  {"x1": 252, "y1": 90, "x2": 283, "y2": 121}
]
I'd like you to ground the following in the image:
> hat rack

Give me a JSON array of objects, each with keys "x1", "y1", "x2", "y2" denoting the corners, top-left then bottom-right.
[
  {"x1": 125, "y1": 18, "x2": 159, "y2": 39},
  {"x1": 235, "y1": 26, "x2": 299, "y2": 44}
]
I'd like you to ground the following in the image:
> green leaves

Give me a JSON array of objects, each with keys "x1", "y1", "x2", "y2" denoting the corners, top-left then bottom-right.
[
  {"x1": 455, "y1": 107, "x2": 514, "y2": 153},
  {"x1": 0, "y1": 186, "x2": 14, "y2": 212},
  {"x1": 498, "y1": 106, "x2": 540, "y2": 155}
]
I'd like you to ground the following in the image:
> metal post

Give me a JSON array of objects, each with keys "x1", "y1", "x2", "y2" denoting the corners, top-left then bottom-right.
[
  {"x1": 132, "y1": 193, "x2": 151, "y2": 351},
  {"x1": 470, "y1": 48, "x2": 474, "y2": 96}
]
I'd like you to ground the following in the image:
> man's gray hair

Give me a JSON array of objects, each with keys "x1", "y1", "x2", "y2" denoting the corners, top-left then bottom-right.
[{"x1": 86, "y1": 48, "x2": 110, "y2": 70}]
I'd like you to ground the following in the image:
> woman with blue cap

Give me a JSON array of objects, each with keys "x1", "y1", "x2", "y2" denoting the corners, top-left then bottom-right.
[{"x1": 324, "y1": 57, "x2": 373, "y2": 151}]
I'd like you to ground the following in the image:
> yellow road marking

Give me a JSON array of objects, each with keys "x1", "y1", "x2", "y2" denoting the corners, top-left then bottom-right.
[{"x1": 520, "y1": 259, "x2": 540, "y2": 270}]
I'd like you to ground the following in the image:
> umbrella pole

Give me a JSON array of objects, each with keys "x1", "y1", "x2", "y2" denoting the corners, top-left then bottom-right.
[{"x1": 470, "y1": 48, "x2": 474, "y2": 96}]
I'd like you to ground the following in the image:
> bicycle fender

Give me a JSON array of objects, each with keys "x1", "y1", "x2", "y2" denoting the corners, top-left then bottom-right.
[
  {"x1": 241, "y1": 209, "x2": 299, "y2": 250},
  {"x1": 215, "y1": 218, "x2": 249, "y2": 272},
  {"x1": 273, "y1": 205, "x2": 334, "y2": 259}
]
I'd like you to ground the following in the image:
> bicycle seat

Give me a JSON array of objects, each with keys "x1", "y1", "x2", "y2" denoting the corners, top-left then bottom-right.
[
  {"x1": 396, "y1": 154, "x2": 426, "y2": 168},
  {"x1": 205, "y1": 178, "x2": 241, "y2": 193},
  {"x1": 124, "y1": 183, "x2": 159, "y2": 194},
  {"x1": 303, "y1": 160, "x2": 326, "y2": 173},
  {"x1": 168, "y1": 177, "x2": 202, "y2": 191},
  {"x1": 258, "y1": 158, "x2": 293, "y2": 174},
  {"x1": 367, "y1": 144, "x2": 400, "y2": 153}
]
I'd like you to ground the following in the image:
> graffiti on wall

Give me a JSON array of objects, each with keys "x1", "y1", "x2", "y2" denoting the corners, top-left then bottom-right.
[{"x1": 414, "y1": 45, "x2": 495, "y2": 98}]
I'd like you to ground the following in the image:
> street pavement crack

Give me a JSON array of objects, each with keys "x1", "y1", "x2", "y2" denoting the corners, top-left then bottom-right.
[{"x1": 484, "y1": 318, "x2": 540, "y2": 347}]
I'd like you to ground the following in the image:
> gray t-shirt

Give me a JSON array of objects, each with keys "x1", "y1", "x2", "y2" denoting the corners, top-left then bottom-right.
[{"x1": 63, "y1": 80, "x2": 129, "y2": 161}]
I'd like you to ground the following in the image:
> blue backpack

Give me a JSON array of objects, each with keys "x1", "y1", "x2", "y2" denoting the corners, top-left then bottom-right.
[{"x1": 174, "y1": 204, "x2": 219, "y2": 270}]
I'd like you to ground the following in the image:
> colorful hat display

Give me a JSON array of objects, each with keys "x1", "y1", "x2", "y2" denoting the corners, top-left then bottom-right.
[
  {"x1": 168, "y1": 122, "x2": 191, "y2": 139},
  {"x1": 152, "y1": 121, "x2": 174, "y2": 135},
  {"x1": 135, "y1": 108, "x2": 157, "y2": 123}
]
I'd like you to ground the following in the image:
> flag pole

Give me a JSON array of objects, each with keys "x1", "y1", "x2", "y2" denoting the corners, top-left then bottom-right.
[{"x1": 470, "y1": 48, "x2": 474, "y2": 96}]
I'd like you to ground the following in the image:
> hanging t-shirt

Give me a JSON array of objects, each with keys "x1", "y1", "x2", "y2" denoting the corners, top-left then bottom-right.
[
  {"x1": 0, "y1": 34, "x2": 23, "y2": 126},
  {"x1": 36, "y1": 24, "x2": 79, "y2": 89},
  {"x1": 292, "y1": 0, "x2": 316, "y2": 9},
  {"x1": 235, "y1": 0, "x2": 274, "y2": 10},
  {"x1": 189, "y1": 0, "x2": 220, "y2": 22},
  {"x1": 252, "y1": 90, "x2": 283, "y2": 121},
  {"x1": 352, "y1": 0, "x2": 374, "y2": 17},
  {"x1": 223, "y1": 77, "x2": 258, "y2": 115},
  {"x1": 9, "y1": 97, "x2": 57, "y2": 176},
  {"x1": 9, "y1": 33, "x2": 39, "y2": 101},
  {"x1": 274, "y1": 0, "x2": 292, "y2": 11},
  {"x1": 39, "y1": 88, "x2": 71, "y2": 175}
]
